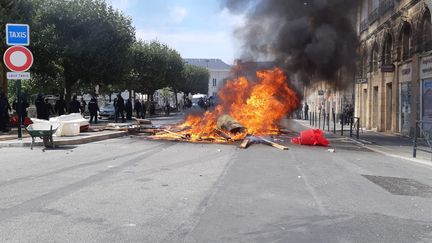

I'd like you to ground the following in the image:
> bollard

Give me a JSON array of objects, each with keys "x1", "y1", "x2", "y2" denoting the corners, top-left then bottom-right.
[
  {"x1": 333, "y1": 112, "x2": 336, "y2": 134},
  {"x1": 341, "y1": 114, "x2": 344, "y2": 136},
  {"x1": 350, "y1": 117, "x2": 353, "y2": 137},
  {"x1": 318, "y1": 112, "x2": 321, "y2": 129},
  {"x1": 327, "y1": 114, "x2": 330, "y2": 132},
  {"x1": 310, "y1": 112, "x2": 312, "y2": 126},
  {"x1": 356, "y1": 118, "x2": 360, "y2": 139},
  {"x1": 322, "y1": 112, "x2": 326, "y2": 130},
  {"x1": 413, "y1": 121, "x2": 418, "y2": 158}
]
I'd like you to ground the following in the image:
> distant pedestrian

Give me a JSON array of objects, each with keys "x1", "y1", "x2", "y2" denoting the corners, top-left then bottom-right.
[
  {"x1": 125, "y1": 99, "x2": 133, "y2": 120},
  {"x1": 198, "y1": 97, "x2": 205, "y2": 109},
  {"x1": 45, "y1": 99, "x2": 54, "y2": 119},
  {"x1": 134, "y1": 100, "x2": 142, "y2": 118},
  {"x1": 304, "y1": 102, "x2": 309, "y2": 120},
  {"x1": 35, "y1": 94, "x2": 47, "y2": 119},
  {"x1": 69, "y1": 95, "x2": 81, "y2": 113},
  {"x1": 141, "y1": 101, "x2": 147, "y2": 118},
  {"x1": 12, "y1": 95, "x2": 29, "y2": 118},
  {"x1": 114, "y1": 93, "x2": 125, "y2": 122},
  {"x1": 88, "y1": 97, "x2": 100, "y2": 124},
  {"x1": 149, "y1": 102, "x2": 155, "y2": 116},
  {"x1": 55, "y1": 95, "x2": 67, "y2": 116},
  {"x1": 80, "y1": 97, "x2": 87, "y2": 114},
  {"x1": 165, "y1": 102, "x2": 170, "y2": 115},
  {"x1": 0, "y1": 92, "x2": 11, "y2": 132}
]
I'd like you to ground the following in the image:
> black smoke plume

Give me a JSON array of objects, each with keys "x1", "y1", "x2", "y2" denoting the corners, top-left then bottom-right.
[{"x1": 222, "y1": 0, "x2": 358, "y2": 86}]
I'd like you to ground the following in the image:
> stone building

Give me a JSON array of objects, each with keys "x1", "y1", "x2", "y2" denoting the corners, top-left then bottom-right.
[{"x1": 356, "y1": 0, "x2": 432, "y2": 136}]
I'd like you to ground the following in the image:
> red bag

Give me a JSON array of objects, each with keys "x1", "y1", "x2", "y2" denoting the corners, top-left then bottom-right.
[
  {"x1": 9, "y1": 115, "x2": 33, "y2": 127},
  {"x1": 291, "y1": 129, "x2": 329, "y2": 146}
]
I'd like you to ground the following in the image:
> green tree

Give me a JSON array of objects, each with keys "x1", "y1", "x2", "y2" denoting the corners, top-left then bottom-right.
[
  {"x1": 130, "y1": 40, "x2": 172, "y2": 101},
  {"x1": 164, "y1": 47, "x2": 184, "y2": 110},
  {"x1": 34, "y1": 0, "x2": 135, "y2": 102},
  {"x1": 181, "y1": 64, "x2": 209, "y2": 96}
]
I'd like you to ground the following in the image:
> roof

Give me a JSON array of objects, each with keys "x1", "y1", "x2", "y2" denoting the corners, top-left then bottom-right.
[
  {"x1": 235, "y1": 61, "x2": 276, "y2": 71},
  {"x1": 183, "y1": 58, "x2": 231, "y2": 70}
]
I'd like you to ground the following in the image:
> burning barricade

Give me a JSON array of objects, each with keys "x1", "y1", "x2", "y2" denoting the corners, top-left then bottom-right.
[{"x1": 144, "y1": 67, "x2": 301, "y2": 149}]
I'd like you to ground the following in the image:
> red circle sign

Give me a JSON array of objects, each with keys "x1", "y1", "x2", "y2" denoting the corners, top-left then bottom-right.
[{"x1": 3, "y1": 46, "x2": 33, "y2": 72}]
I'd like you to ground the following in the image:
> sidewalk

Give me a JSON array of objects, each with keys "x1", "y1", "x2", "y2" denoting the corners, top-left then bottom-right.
[
  {"x1": 0, "y1": 112, "x2": 186, "y2": 148},
  {"x1": 293, "y1": 119, "x2": 432, "y2": 164},
  {"x1": 0, "y1": 128, "x2": 128, "y2": 148}
]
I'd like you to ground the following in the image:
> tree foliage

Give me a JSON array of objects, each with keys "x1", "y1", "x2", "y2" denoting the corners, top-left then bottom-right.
[
  {"x1": 130, "y1": 40, "x2": 184, "y2": 96},
  {"x1": 34, "y1": 0, "x2": 135, "y2": 101},
  {"x1": 181, "y1": 64, "x2": 209, "y2": 95},
  {"x1": 1, "y1": 0, "x2": 211, "y2": 103}
]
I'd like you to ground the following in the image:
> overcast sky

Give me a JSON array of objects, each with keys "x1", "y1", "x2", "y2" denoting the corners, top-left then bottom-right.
[{"x1": 107, "y1": 0, "x2": 245, "y2": 65}]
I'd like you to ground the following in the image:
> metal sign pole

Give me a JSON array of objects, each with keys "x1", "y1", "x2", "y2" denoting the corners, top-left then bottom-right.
[{"x1": 16, "y1": 79, "x2": 22, "y2": 140}]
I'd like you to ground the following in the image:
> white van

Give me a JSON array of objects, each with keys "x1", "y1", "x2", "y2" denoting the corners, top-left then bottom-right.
[{"x1": 191, "y1": 94, "x2": 207, "y2": 108}]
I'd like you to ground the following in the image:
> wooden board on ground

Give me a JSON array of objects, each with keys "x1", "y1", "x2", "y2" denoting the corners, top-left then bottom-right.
[
  {"x1": 214, "y1": 129, "x2": 231, "y2": 140},
  {"x1": 240, "y1": 137, "x2": 252, "y2": 149},
  {"x1": 257, "y1": 136, "x2": 289, "y2": 150},
  {"x1": 135, "y1": 118, "x2": 152, "y2": 125}
]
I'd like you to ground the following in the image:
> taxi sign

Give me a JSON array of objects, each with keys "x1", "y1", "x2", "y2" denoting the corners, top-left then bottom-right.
[{"x1": 6, "y1": 23, "x2": 30, "y2": 46}]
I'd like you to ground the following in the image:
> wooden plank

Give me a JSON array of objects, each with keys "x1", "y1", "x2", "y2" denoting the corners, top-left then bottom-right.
[
  {"x1": 170, "y1": 126, "x2": 191, "y2": 133},
  {"x1": 239, "y1": 138, "x2": 252, "y2": 149},
  {"x1": 214, "y1": 129, "x2": 231, "y2": 140},
  {"x1": 162, "y1": 129, "x2": 189, "y2": 140},
  {"x1": 257, "y1": 136, "x2": 289, "y2": 150}
]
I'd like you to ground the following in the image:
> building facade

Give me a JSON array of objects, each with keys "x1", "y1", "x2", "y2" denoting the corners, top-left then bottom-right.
[
  {"x1": 356, "y1": 0, "x2": 432, "y2": 136},
  {"x1": 183, "y1": 58, "x2": 231, "y2": 98}
]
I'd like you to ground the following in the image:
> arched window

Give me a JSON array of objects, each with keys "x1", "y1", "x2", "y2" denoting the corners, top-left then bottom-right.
[
  {"x1": 382, "y1": 34, "x2": 393, "y2": 64},
  {"x1": 371, "y1": 43, "x2": 379, "y2": 72},
  {"x1": 399, "y1": 23, "x2": 412, "y2": 60},
  {"x1": 420, "y1": 9, "x2": 432, "y2": 52}
]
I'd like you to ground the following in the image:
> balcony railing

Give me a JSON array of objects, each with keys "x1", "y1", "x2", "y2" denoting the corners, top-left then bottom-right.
[
  {"x1": 379, "y1": 0, "x2": 395, "y2": 16},
  {"x1": 360, "y1": 19, "x2": 368, "y2": 32},
  {"x1": 368, "y1": 8, "x2": 379, "y2": 25}
]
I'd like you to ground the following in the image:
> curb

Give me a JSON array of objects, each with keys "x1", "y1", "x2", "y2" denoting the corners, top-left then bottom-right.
[
  {"x1": 360, "y1": 144, "x2": 432, "y2": 168},
  {"x1": 0, "y1": 131, "x2": 128, "y2": 148}
]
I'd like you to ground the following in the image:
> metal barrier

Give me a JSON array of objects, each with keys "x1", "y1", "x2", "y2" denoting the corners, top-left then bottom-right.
[
  {"x1": 308, "y1": 112, "x2": 360, "y2": 140},
  {"x1": 413, "y1": 121, "x2": 432, "y2": 160}
]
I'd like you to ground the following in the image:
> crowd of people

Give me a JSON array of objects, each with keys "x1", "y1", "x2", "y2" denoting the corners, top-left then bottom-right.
[{"x1": 0, "y1": 91, "x2": 215, "y2": 132}]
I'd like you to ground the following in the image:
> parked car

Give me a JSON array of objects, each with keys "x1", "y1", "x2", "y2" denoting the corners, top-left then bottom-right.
[{"x1": 99, "y1": 102, "x2": 115, "y2": 118}]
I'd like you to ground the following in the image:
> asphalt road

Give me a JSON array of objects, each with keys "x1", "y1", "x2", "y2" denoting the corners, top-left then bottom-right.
[{"x1": 1, "y1": 119, "x2": 432, "y2": 242}]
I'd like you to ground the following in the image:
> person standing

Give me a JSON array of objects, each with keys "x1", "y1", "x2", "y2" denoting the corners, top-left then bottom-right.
[
  {"x1": 141, "y1": 101, "x2": 147, "y2": 119},
  {"x1": 125, "y1": 99, "x2": 133, "y2": 120},
  {"x1": 0, "y1": 92, "x2": 11, "y2": 132},
  {"x1": 134, "y1": 100, "x2": 142, "y2": 118},
  {"x1": 304, "y1": 102, "x2": 309, "y2": 120},
  {"x1": 12, "y1": 95, "x2": 30, "y2": 122},
  {"x1": 69, "y1": 95, "x2": 81, "y2": 114},
  {"x1": 35, "y1": 94, "x2": 46, "y2": 119},
  {"x1": 44, "y1": 98, "x2": 54, "y2": 120},
  {"x1": 80, "y1": 97, "x2": 87, "y2": 114},
  {"x1": 115, "y1": 93, "x2": 125, "y2": 122},
  {"x1": 55, "y1": 95, "x2": 67, "y2": 116},
  {"x1": 88, "y1": 97, "x2": 100, "y2": 124}
]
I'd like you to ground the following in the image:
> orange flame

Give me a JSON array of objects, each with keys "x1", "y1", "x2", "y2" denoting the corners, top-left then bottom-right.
[{"x1": 157, "y1": 67, "x2": 299, "y2": 142}]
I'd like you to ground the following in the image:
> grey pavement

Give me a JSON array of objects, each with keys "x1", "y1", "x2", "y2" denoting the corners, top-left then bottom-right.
[{"x1": 0, "y1": 116, "x2": 432, "y2": 242}]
